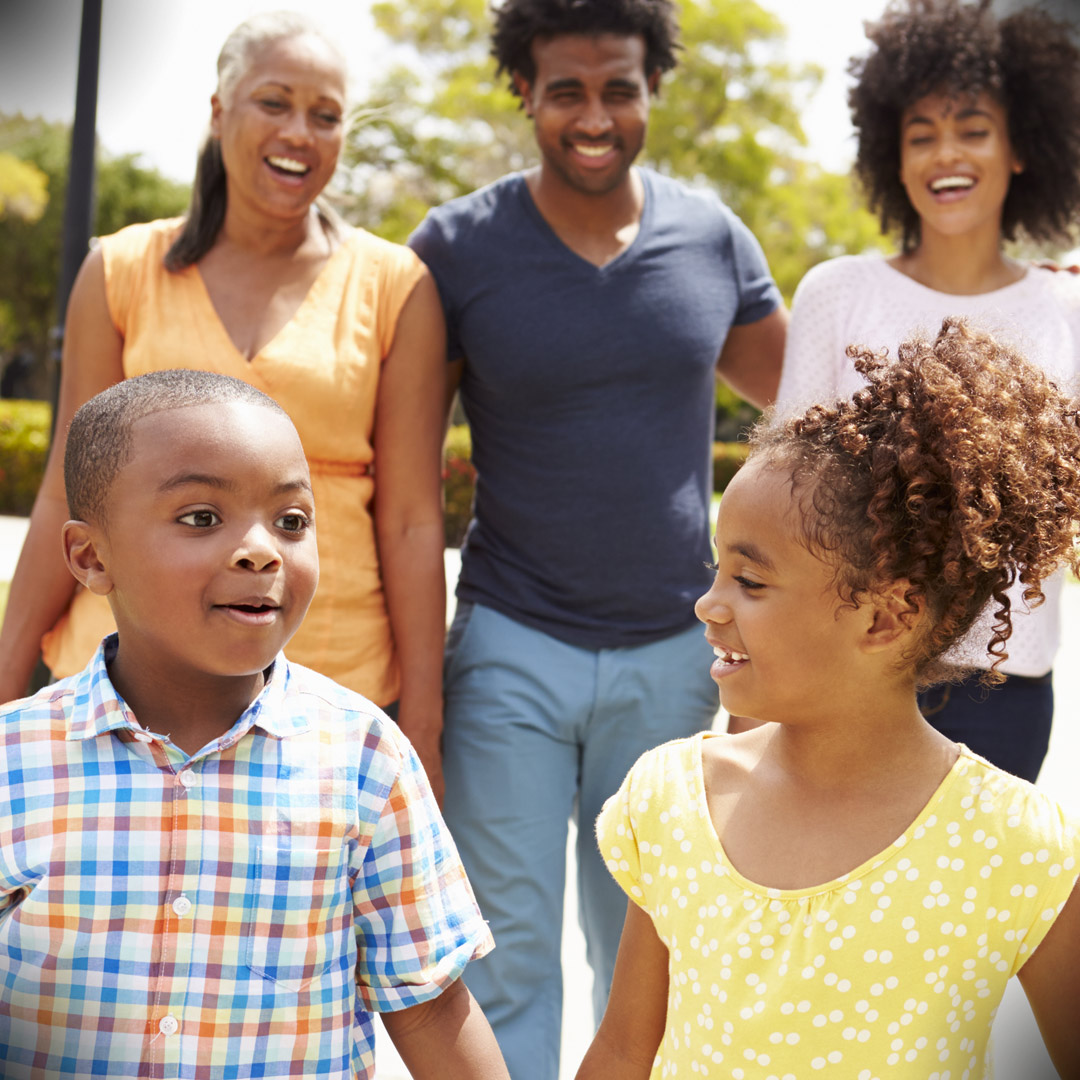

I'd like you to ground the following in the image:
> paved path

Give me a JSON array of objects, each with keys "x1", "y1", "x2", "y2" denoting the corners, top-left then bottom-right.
[{"x1": 2, "y1": 519, "x2": 1074, "y2": 1077}]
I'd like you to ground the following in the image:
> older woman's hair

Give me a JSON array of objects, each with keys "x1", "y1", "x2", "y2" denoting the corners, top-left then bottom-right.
[
  {"x1": 849, "y1": 0, "x2": 1080, "y2": 252},
  {"x1": 164, "y1": 11, "x2": 345, "y2": 272}
]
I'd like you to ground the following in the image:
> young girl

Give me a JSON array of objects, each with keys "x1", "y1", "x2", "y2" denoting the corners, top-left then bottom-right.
[
  {"x1": 577, "y1": 320, "x2": 1080, "y2": 1078},
  {"x1": 770, "y1": 0, "x2": 1080, "y2": 781}
]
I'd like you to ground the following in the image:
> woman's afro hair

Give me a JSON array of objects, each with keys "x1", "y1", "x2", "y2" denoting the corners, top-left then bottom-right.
[{"x1": 849, "y1": 0, "x2": 1080, "y2": 251}]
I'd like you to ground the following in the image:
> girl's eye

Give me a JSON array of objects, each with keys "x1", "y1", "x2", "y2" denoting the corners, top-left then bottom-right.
[
  {"x1": 315, "y1": 111, "x2": 341, "y2": 126},
  {"x1": 260, "y1": 99, "x2": 286, "y2": 111},
  {"x1": 962, "y1": 129, "x2": 989, "y2": 138},
  {"x1": 179, "y1": 510, "x2": 220, "y2": 528},
  {"x1": 734, "y1": 575, "x2": 765, "y2": 591},
  {"x1": 275, "y1": 513, "x2": 310, "y2": 533}
]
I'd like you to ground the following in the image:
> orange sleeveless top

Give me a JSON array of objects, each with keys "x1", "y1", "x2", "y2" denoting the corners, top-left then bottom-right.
[{"x1": 41, "y1": 218, "x2": 426, "y2": 705}]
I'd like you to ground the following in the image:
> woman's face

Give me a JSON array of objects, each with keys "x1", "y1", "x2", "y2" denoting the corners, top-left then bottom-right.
[
  {"x1": 211, "y1": 33, "x2": 346, "y2": 223},
  {"x1": 898, "y1": 90, "x2": 1021, "y2": 244}
]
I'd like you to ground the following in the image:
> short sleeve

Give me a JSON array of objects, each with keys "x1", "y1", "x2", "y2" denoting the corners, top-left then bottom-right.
[
  {"x1": 353, "y1": 739, "x2": 493, "y2": 1012},
  {"x1": 372, "y1": 236, "x2": 428, "y2": 360},
  {"x1": 1007, "y1": 804, "x2": 1080, "y2": 976},
  {"x1": 775, "y1": 258, "x2": 863, "y2": 417},
  {"x1": 596, "y1": 762, "x2": 648, "y2": 909},
  {"x1": 726, "y1": 211, "x2": 782, "y2": 328},
  {"x1": 97, "y1": 219, "x2": 180, "y2": 338},
  {"x1": 408, "y1": 212, "x2": 462, "y2": 363}
]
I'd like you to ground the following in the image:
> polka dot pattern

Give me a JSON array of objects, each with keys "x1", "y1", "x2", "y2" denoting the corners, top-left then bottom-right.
[
  {"x1": 597, "y1": 733, "x2": 1079, "y2": 1078},
  {"x1": 775, "y1": 254, "x2": 1080, "y2": 678}
]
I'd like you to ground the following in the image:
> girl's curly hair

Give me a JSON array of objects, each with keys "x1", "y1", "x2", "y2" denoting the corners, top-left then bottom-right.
[
  {"x1": 752, "y1": 318, "x2": 1080, "y2": 687},
  {"x1": 849, "y1": 0, "x2": 1080, "y2": 252},
  {"x1": 491, "y1": 0, "x2": 680, "y2": 96}
]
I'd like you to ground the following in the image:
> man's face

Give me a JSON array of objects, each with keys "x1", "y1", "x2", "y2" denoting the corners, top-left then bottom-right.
[
  {"x1": 516, "y1": 33, "x2": 656, "y2": 197},
  {"x1": 84, "y1": 401, "x2": 319, "y2": 688}
]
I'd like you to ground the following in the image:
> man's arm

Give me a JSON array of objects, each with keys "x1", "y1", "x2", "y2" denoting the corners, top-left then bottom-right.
[
  {"x1": 575, "y1": 901, "x2": 668, "y2": 1080},
  {"x1": 715, "y1": 306, "x2": 788, "y2": 409},
  {"x1": 381, "y1": 977, "x2": 510, "y2": 1079}
]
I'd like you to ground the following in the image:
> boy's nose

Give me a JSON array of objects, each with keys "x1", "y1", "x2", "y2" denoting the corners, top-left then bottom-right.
[{"x1": 232, "y1": 525, "x2": 283, "y2": 572}]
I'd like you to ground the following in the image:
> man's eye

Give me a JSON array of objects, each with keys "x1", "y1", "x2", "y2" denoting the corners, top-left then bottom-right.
[
  {"x1": 275, "y1": 513, "x2": 310, "y2": 533},
  {"x1": 178, "y1": 510, "x2": 220, "y2": 528}
]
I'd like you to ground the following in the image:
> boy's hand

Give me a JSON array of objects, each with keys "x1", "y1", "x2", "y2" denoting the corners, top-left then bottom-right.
[{"x1": 381, "y1": 976, "x2": 509, "y2": 1079}]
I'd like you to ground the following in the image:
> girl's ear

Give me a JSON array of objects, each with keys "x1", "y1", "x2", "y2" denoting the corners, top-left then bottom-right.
[
  {"x1": 62, "y1": 520, "x2": 114, "y2": 597},
  {"x1": 863, "y1": 579, "x2": 923, "y2": 653}
]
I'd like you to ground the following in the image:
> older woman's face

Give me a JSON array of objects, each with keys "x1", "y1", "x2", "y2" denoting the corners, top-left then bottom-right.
[{"x1": 211, "y1": 33, "x2": 346, "y2": 222}]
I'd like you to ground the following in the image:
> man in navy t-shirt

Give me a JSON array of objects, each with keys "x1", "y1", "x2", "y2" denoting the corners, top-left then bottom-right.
[{"x1": 409, "y1": 2, "x2": 785, "y2": 1075}]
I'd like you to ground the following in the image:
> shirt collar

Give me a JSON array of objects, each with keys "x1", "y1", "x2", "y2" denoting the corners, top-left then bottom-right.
[{"x1": 65, "y1": 635, "x2": 310, "y2": 742}]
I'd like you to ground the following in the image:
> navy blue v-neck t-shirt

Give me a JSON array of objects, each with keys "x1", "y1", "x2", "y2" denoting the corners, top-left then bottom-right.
[{"x1": 409, "y1": 168, "x2": 780, "y2": 649}]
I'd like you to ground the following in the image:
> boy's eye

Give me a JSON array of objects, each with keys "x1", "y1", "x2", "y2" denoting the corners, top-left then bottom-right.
[
  {"x1": 275, "y1": 513, "x2": 310, "y2": 533},
  {"x1": 178, "y1": 510, "x2": 220, "y2": 528}
]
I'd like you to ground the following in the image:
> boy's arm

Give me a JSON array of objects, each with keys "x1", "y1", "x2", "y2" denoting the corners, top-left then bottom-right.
[
  {"x1": 381, "y1": 976, "x2": 509, "y2": 1079},
  {"x1": 575, "y1": 901, "x2": 668, "y2": 1080},
  {"x1": 1017, "y1": 881, "x2": 1080, "y2": 1076}
]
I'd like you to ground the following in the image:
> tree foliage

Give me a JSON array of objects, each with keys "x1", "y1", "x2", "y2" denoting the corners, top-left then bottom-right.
[
  {"x1": 338, "y1": 0, "x2": 887, "y2": 301},
  {"x1": 0, "y1": 114, "x2": 190, "y2": 384}
]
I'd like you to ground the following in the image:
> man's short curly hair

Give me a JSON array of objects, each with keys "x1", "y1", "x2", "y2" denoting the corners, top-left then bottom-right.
[
  {"x1": 849, "y1": 0, "x2": 1080, "y2": 252},
  {"x1": 751, "y1": 318, "x2": 1080, "y2": 688},
  {"x1": 65, "y1": 369, "x2": 288, "y2": 526},
  {"x1": 491, "y1": 0, "x2": 680, "y2": 94}
]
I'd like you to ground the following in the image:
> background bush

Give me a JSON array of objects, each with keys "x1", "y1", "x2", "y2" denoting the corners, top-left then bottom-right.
[
  {"x1": 444, "y1": 423, "x2": 475, "y2": 548},
  {"x1": 0, "y1": 399, "x2": 49, "y2": 515},
  {"x1": 444, "y1": 426, "x2": 748, "y2": 549},
  {"x1": 713, "y1": 441, "x2": 749, "y2": 492}
]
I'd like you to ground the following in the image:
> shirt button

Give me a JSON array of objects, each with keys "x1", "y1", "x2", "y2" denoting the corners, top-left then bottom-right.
[
  {"x1": 172, "y1": 895, "x2": 192, "y2": 917},
  {"x1": 132, "y1": 731, "x2": 153, "y2": 743},
  {"x1": 178, "y1": 771, "x2": 198, "y2": 788},
  {"x1": 158, "y1": 1014, "x2": 179, "y2": 1036}
]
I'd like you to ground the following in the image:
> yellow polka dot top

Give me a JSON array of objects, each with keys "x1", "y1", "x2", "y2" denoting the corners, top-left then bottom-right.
[{"x1": 596, "y1": 733, "x2": 1079, "y2": 1080}]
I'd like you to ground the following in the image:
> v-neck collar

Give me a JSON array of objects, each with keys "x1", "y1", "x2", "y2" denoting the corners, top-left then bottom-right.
[
  {"x1": 515, "y1": 168, "x2": 651, "y2": 276},
  {"x1": 189, "y1": 231, "x2": 355, "y2": 363}
]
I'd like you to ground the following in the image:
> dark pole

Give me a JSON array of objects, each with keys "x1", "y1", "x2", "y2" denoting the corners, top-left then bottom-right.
[{"x1": 50, "y1": 0, "x2": 103, "y2": 419}]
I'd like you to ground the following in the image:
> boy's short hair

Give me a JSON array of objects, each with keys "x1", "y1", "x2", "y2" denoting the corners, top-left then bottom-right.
[
  {"x1": 491, "y1": 0, "x2": 681, "y2": 94},
  {"x1": 64, "y1": 370, "x2": 288, "y2": 525},
  {"x1": 849, "y1": 0, "x2": 1080, "y2": 252}
]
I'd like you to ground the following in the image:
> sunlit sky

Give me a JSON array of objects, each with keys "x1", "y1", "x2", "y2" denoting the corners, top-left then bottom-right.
[{"x1": 1, "y1": 0, "x2": 884, "y2": 181}]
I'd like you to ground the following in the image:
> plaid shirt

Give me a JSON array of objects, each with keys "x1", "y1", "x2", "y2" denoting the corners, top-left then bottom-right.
[{"x1": 0, "y1": 636, "x2": 493, "y2": 1079}]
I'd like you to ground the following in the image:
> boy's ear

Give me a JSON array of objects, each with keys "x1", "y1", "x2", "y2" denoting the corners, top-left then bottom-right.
[
  {"x1": 862, "y1": 579, "x2": 924, "y2": 653},
  {"x1": 62, "y1": 520, "x2": 114, "y2": 597}
]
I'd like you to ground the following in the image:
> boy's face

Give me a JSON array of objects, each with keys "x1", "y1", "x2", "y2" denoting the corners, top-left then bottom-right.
[{"x1": 70, "y1": 401, "x2": 318, "y2": 685}]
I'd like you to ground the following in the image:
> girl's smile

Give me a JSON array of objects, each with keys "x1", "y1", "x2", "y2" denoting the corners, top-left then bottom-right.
[{"x1": 696, "y1": 459, "x2": 875, "y2": 724}]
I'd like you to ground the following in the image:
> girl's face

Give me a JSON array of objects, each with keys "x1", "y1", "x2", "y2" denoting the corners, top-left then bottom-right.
[
  {"x1": 695, "y1": 460, "x2": 873, "y2": 724},
  {"x1": 898, "y1": 90, "x2": 1021, "y2": 243},
  {"x1": 211, "y1": 34, "x2": 346, "y2": 223}
]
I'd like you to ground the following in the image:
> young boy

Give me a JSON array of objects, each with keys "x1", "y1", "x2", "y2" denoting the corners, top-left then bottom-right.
[{"x1": 0, "y1": 370, "x2": 508, "y2": 1080}]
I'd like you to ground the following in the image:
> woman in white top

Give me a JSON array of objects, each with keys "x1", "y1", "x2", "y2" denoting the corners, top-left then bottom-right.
[{"x1": 775, "y1": 0, "x2": 1080, "y2": 781}]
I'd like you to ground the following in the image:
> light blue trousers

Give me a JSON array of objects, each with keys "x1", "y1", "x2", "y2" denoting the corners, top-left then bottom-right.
[{"x1": 442, "y1": 602, "x2": 718, "y2": 1080}]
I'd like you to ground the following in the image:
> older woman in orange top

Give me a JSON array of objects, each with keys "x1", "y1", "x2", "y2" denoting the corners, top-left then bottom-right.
[{"x1": 0, "y1": 13, "x2": 448, "y2": 796}]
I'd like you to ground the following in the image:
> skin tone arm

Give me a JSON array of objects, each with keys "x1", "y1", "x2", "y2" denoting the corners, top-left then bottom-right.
[
  {"x1": 381, "y1": 976, "x2": 510, "y2": 1079},
  {"x1": 576, "y1": 901, "x2": 669, "y2": 1079},
  {"x1": 1017, "y1": 881, "x2": 1080, "y2": 1075},
  {"x1": 716, "y1": 305, "x2": 788, "y2": 409},
  {"x1": 0, "y1": 249, "x2": 124, "y2": 702},
  {"x1": 374, "y1": 270, "x2": 449, "y2": 805},
  {"x1": 713, "y1": 305, "x2": 788, "y2": 732}
]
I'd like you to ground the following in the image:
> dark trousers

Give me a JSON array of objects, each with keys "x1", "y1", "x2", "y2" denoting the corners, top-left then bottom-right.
[{"x1": 918, "y1": 671, "x2": 1053, "y2": 783}]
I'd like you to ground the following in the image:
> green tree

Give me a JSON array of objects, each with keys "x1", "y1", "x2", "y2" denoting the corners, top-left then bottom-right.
[
  {"x1": 0, "y1": 114, "x2": 190, "y2": 388},
  {"x1": 339, "y1": 0, "x2": 887, "y2": 303}
]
